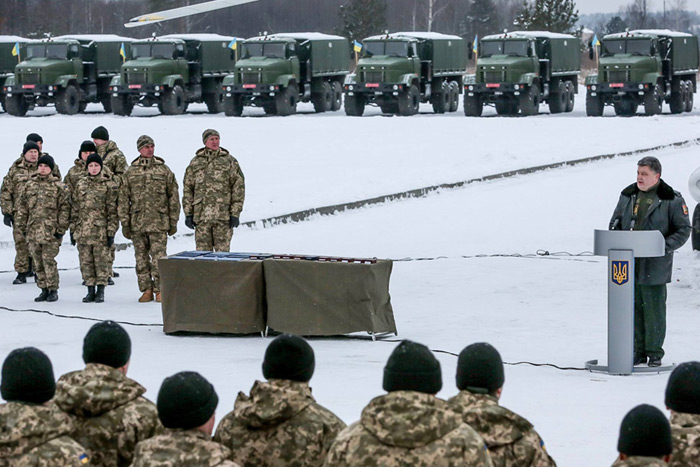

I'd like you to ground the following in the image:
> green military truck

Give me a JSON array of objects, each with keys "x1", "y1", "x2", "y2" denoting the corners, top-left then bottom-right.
[
  {"x1": 110, "y1": 34, "x2": 237, "y2": 116},
  {"x1": 344, "y1": 32, "x2": 467, "y2": 116},
  {"x1": 0, "y1": 36, "x2": 26, "y2": 112},
  {"x1": 464, "y1": 31, "x2": 581, "y2": 116},
  {"x1": 585, "y1": 29, "x2": 699, "y2": 116},
  {"x1": 3, "y1": 35, "x2": 130, "y2": 116},
  {"x1": 222, "y1": 33, "x2": 350, "y2": 116}
]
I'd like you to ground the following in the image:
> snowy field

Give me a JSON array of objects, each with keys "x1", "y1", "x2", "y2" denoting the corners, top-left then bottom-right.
[{"x1": 2, "y1": 96, "x2": 700, "y2": 465}]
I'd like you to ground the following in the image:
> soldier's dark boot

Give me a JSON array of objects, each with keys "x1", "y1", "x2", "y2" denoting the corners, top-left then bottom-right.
[
  {"x1": 12, "y1": 272, "x2": 26, "y2": 285},
  {"x1": 46, "y1": 290, "x2": 58, "y2": 302},
  {"x1": 34, "y1": 288, "x2": 49, "y2": 302},
  {"x1": 94, "y1": 285, "x2": 105, "y2": 303},
  {"x1": 107, "y1": 277, "x2": 115, "y2": 286},
  {"x1": 112, "y1": 271, "x2": 120, "y2": 278},
  {"x1": 83, "y1": 286, "x2": 96, "y2": 303}
]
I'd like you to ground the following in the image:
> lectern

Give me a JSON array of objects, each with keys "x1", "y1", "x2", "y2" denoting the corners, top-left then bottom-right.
[{"x1": 586, "y1": 229, "x2": 668, "y2": 375}]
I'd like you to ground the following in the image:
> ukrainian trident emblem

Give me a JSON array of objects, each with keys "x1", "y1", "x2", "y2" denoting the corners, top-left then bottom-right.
[{"x1": 612, "y1": 261, "x2": 629, "y2": 285}]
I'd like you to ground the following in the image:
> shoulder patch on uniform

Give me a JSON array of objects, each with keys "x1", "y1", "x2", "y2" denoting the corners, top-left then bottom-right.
[
  {"x1": 683, "y1": 204, "x2": 689, "y2": 216},
  {"x1": 79, "y1": 453, "x2": 89, "y2": 464}
]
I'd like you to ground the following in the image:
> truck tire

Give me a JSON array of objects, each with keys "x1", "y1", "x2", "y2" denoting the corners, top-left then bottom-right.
[
  {"x1": 448, "y1": 81, "x2": 459, "y2": 112},
  {"x1": 669, "y1": 82, "x2": 684, "y2": 114},
  {"x1": 111, "y1": 95, "x2": 133, "y2": 116},
  {"x1": 549, "y1": 81, "x2": 566, "y2": 114},
  {"x1": 162, "y1": 85, "x2": 186, "y2": 115},
  {"x1": 331, "y1": 81, "x2": 343, "y2": 111},
  {"x1": 614, "y1": 97, "x2": 637, "y2": 116},
  {"x1": 262, "y1": 102, "x2": 277, "y2": 115},
  {"x1": 379, "y1": 102, "x2": 399, "y2": 114},
  {"x1": 205, "y1": 89, "x2": 225, "y2": 114},
  {"x1": 644, "y1": 84, "x2": 662, "y2": 116},
  {"x1": 223, "y1": 95, "x2": 243, "y2": 117},
  {"x1": 685, "y1": 80, "x2": 694, "y2": 112},
  {"x1": 463, "y1": 94, "x2": 482, "y2": 117},
  {"x1": 564, "y1": 81, "x2": 575, "y2": 112},
  {"x1": 101, "y1": 96, "x2": 112, "y2": 114},
  {"x1": 276, "y1": 83, "x2": 298, "y2": 116},
  {"x1": 344, "y1": 94, "x2": 365, "y2": 116},
  {"x1": 398, "y1": 84, "x2": 419, "y2": 116},
  {"x1": 585, "y1": 92, "x2": 604, "y2": 117},
  {"x1": 56, "y1": 85, "x2": 80, "y2": 115},
  {"x1": 519, "y1": 83, "x2": 539, "y2": 116},
  {"x1": 495, "y1": 99, "x2": 513, "y2": 115},
  {"x1": 0, "y1": 96, "x2": 5, "y2": 112},
  {"x1": 312, "y1": 81, "x2": 333, "y2": 113},
  {"x1": 78, "y1": 101, "x2": 88, "y2": 113},
  {"x1": 431, "y1": 83, "x2": 449, "y2": 114},
  {"x1": 5, "y1": 94, "x2": 28, "y2": 116}
]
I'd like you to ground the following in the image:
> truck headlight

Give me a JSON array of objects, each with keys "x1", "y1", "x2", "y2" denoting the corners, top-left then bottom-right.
[
  {"x1": 6, "y1": 86, "x2": 11, "y2": 92},
  {"x1": 226, "y1": 86, "x2": 232, "y2": 92},
  {"x1": 591, "y1": 85, "x2": 597, "y2": 91},
  {"x1": 155, "y1": 86, "x2": 160, "y2": 91},
  {"x1": 349, "y1": 85, "x2": 354, "y2": 91},
  {"x1": 48, "y1": 86, "x2": 53, "y2": 91},
  {"x1": 393, "y1": 85, "x2": 398, "y2": 90},
  {"x1": 638, "y1": 84, "x2": 644, "y2": 90},
  {"x1": 269, "y1": 85, "x2": 275, "y2": 91},
  {"x1": 468, "y1": 85, "x2": 474, "y2": 91},
  {"x1": 514, "y1": 84, "x2": 520, "y2": 90}
]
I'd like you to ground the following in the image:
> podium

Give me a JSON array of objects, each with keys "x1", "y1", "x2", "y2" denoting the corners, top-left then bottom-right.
[{"x1": 586, "y1": 229, "x2": 669, "y2": 375}]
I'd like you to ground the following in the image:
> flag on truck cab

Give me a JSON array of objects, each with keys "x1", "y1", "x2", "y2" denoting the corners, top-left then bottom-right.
[
  {"x1": 473, "y1": 35, "x2": 478, "y2": 54},
  {"x1": 228, "y1": 38, "x2": 238, "y2": 50},
  {"x1": 353, "y1": 40, "x2": 362, "y2": 53},
  {"x1": 12, "y1": 42, "x2": 19, "y2": 57},
  {"x1": 593, "y1": 34, "x2": 600, "y2": 47},
  {"x1": 119, "y1": 43, "x2": 126, "y2": 60}
]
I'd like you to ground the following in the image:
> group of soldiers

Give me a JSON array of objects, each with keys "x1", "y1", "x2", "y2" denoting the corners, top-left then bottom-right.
[
  {"x1": 0, "y1": 128, "x2": 245, "y2": 303},
  {"x1": 1, "y1": 325, "x2": 699, "y2": 466}
]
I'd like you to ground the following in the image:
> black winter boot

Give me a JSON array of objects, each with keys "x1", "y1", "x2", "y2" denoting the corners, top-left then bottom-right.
[
  {"x1": 46, "y1": 290, "x2": 58, "y2": 302},
  {"x1": 112, "y1": 271, "x2": 119, "y2": 278},
  {"x1": 83, "y1": 286, "x2": 96, "y2": 303},
  {"x1": 12, "y1": 272, "x2": 26, "y2": 285},
  {"x1": 94, "y1": 285, "x2": 105, "y2": 303},
  {"x1": 107, "y1": 277, "x2": 114, "y2": 286},
  {"x1": 34, "y1": 288, "x2": 49, "y2": 302}
]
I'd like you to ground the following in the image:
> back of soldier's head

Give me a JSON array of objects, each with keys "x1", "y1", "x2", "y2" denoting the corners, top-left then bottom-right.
[
  {"x1": 262, "y1": 334, "x2": 315, "y2": 383},
  {"x1": 1, "y1": 347, "x2": 56, "y2": 404},
  {"x1": 456, "y1": 342, "x2": 505, "y2": 395},
  {"x1": 383, "y1": 340, "x2": 442, "y2": 395},
  {"x1": 665, "y1": 361, "x2": 700, "y2": 415},
  {"x1": 157, "y1": 371, "x2": 218, "y2": 430},
  {"x1": 617, "y1": 404, "x2": 672, "y2": 458},
  {"x1": 82, "y1": 320, "x2": 131, "y2": 369}
]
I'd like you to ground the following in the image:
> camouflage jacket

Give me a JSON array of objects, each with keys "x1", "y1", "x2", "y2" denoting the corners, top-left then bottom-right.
[
  {"x1": 670, "y1": 411, "x2": 700, "y2": 466},
  {"x1": 1, "y1": 154, "x2": 61, "y2": 216},
  {"x1": 119, "y1": 156, "x2": 180, "y2": 234},
  {"x1": 214, "y1": 379, "x2": 346, "y2": 467},
  {"x1": 14, "y1": 173, "x2": 71, "y2": 244},
  {"x1": 131, "y1": 429, "x2": 239, "y2": 467},
  {"x1": 0, "y1": 401, "x2": 89, "y2": 466},
  {"x1": 96, "y1": 140, "x2": 127, "y2": 185},
  {"x1": 64, "y1": 158, "x2": 113, "y2": 195},
  {"x1": 182, "y1": 147, "x2": 245, "y2": 224},
  {"x1": 324, "y1": 391, "x2": 493, "y2": 467},
  {"x1": 448, "y1": 391, "x2": 555, "y2": 466},
  {"x1": 54, "y1": 363, "x2": 161, "y2": 467},
  {"x1": 611, "y1": 456, "x2": 668, "y2": 466},
  {"x1": 70, "y1": 172, "x2": 119, "y2": 244}
]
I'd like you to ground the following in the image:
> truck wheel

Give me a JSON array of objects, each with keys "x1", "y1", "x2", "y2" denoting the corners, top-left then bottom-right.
[
  {"x1": 398, "y1": 84, "x2": 419, "y2": 116},
  {"x1": 431, "y1": 82, "x2": 449, "y2": 113},
  {"x1": 564, "y1": 81, "x2": 575, "y2": 112},
  {"x1": 344, "y1": 94, "x2": 365, "y2": 116},
  {"x1": 448, "y1": 81, "x2": 459, "y2": 112},
  {"x1": 519, "y1": 83, "x2": 539, "y2": 116},
  {"x1": 0, "y1": 96, "x2": 5, "y2": 112},
  {"x1": 5, "y1": 94, "x2": 28, "y2": 116},
  {"x1": 685, "y1": 80, "x2": 694, "y2": 112},
  {"x1": 78, "y1": 101, "x2": 88, "y2": 113},
  {"x1": 101, "y1": 96, "x2": 112, "y2": 114},
  {"x1": 330, "y1": 81, "x2": 343, "y2": 111},
  {"x1": 585, "y1": 92, "x2": 604, "y2": 117},
  {"x1": 276, "y1": 83, "x2": 298, "y2": 116},
  {"x1": 495, "y1": 99, "x2": 511, "y2": 115},
  {"x1": 669, "y1": 82, "x2": 684, "y2": 114},
  {"x1": 205, "y1": 89, "x2": 225, "y2": 114},
  {"x1": 644, "y1": 84, "x2": 662, "y2": 116},
  {"x1": 223, "y1": 95, "x2": 243, "y2": 117},
  {"x1": 614, "y1": 97, "x2": 637, "y2": 116},
  {"x1": 56, "y1": 85, "x2": 80, "y2": 115},
  {"x1": 463, "y1": 94, "x2": 482, "y2": 117},
  {"x1": 312, "y1": 81, "x2": 333, "y2": 113},
  {"x1": 262, "y1": 102, "x2": 277, "y2": 115},
  {"x1": 379, "y1": 102, "x2": 399, "y2": 114},
  {"x1": 111, "y1": 95, "x2": 133, "y2": 116},
  {"x1": 162, "y1": 85, "x2": 186, "y2": 115},
  {"x1": 549, "y1": 81, "x2": 566, "y2": 114}
]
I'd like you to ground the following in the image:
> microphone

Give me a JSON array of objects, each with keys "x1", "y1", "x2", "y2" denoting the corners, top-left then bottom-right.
[
  {"x1": 629, "y1": 219, "x2": 636, "y2": 230},
  {"x1": 611, "y1": 218, "x2": 620, "y2": 230}
]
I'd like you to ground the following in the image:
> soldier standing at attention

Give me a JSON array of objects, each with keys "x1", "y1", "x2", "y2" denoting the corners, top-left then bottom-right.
[
  {"x1": 25, "y1": 133, "x2": 62, "y2": 177},
  {"x1": 664, "y1": 362, "x2": 700, "y2": 465},
  {"x1": 119, "y1": 135, "x2": 180, "y2": 303},
  {"x1": 71, "y1": 153, "x2": 118, "y2": 303},
  {"x1": 15, "y1": 155, "x2": 70, "y2": 303},
  {"x1": 613, "y1": 405, "x2": 673, "y2": 465},
  {"x1": 448, "y1": 342, "x2": 556, "y2": 466},
  {"x1": 183, "y1": 129, "x2": 245, "y2": 251},
  {"x1": 64, "y1": 140, "x2": 97, "y2": 195}
]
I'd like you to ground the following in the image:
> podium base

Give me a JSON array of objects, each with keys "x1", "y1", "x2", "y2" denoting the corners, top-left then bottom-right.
[{"x1": 585, "y1": 359, "x2": 675, "y2": 375}]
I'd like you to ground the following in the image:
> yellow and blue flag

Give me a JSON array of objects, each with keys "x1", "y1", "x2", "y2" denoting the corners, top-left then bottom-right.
[
  {"x1": 473, "y1": 35, "x2": 478, "y2": 54},
  {"x1": 119, "y1": 42, "x2": 126, "y2": 60},
  {"x1": 11, "y1": 41, "x2": 19, "y2": 57},
  {"x1": 228, "y1": 38, "x2": 238, "y2": 51},
  {"x1": 593, "y1": 34, "x2": 600, "y2": 47},
  {"x1": 353, "y1": 40, "x2": 362, "y2": 53}
]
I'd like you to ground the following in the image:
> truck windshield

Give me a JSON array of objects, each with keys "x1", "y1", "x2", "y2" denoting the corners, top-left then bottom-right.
[
  {"x1": 602, "y1": 39, "x2": 652, "y2": 56},
  {"x1": 244, "y1": 43, "x2": 286, "y2": 58},
  {"x1": 480, "y1": 40, "x2": 528, "y2": 57},
  {"x1": 131, "y1": 43, "x2": 175, "y2": 59},
  {"x1": 26, "y1": 44, "x2": 69, "y2": 60},
  {"x1": 480, "y1": 41, "x2": 503, "y2": 57},
  {"x1": 363, "y1": 41, "x2": 409, "y2": 57}
]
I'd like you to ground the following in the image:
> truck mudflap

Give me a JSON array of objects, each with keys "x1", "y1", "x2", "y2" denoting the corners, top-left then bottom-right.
[{"x1": 586, "y1": 82, "x2": 653, "y2": 95}]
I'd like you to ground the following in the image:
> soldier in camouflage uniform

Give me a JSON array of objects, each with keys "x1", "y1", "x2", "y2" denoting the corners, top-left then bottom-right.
[
  {"x1": 1, "y1": 138, "x2": 61, "y2": 285},
  {"x1": 665, "y1": 362, "x2": 700, "y2": 466},
  {"x1": 0, "y1": 347, "x2": 89, "y2": 466},
  {"x1": 14, "y1": 155, "x2": 70, "y2": 303},
  {"x1": 448, "y1": 342, "x2": 556, "y2": 466},
  {"x1": 71, "y1": 154, "x2": 119, "y2": 303},
  {"x1": 64, "y1": 140, "x2": 97, "y2": 195},
  {"x1": 54, "y1": 321, "x2": 161, "y2": 467},
  {"x1": 215, "y1": 335, "x2": 346, "y2": 466},
  {"x1": 119, "y1": 135, "x2": 180, "y2": 303},
  {"x1": 132, "y1": 371, "x2": 239, "y2": 467},
  {"x1": 183, "y1": 129, "x2": 245, "y2": 252},
  {"x1": 325, "y1": 340, "x2": 493, "y2": 467},
  {"x1": 613, "y1": 405, "x2": 672, "y2": 466}
]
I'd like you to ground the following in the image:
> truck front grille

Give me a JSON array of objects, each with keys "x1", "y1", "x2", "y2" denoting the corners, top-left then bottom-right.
[
  {"x1": 606, "y1": 70, "x2": 628, "y2": 83},
  {"x1": 241, "y1": 72, "x2": 260, "y2": 84},
  {"x1": 483, "y1": 71, "x2": 504, "y2": 83},
  {"x1": 126, "y1": 72, "x2": 147, "y2": 84},
  {"x1": 363, "y1": 71, "x2": 383, "y2": 83},
  {"x1": 17, "y1": 73, "x2": 40, "y2": 85}
]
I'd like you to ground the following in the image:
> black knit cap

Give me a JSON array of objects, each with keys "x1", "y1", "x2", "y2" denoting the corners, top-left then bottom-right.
[
  {"x1": 26, "y1": 133, "x2": 43, "y2": 143},
  {"x1": 91, "y1": 126, "x2": 109, "y2": 141},
  {"x1": 456, "y1": 342, "x2": 505, "y2": 393},
  {"x1": 383, "y1": 340, "x2": 442, "y2": 394},
  {"x1": 665, "y1": 361, "x2": 700, "y2": 415},
  {"x1": 82, "y1": 320, "x2": 131, "y2": 368},
  {"x1": 79, "y1": 140, "x2": 97, "y2": 156},
  {"x1": 262, "y1": 334, "x2": 315, "y2": 383},
  {"x1": 157, "y1": 371, "x2": 218, "y2": 429},
  {"x1": 617, "y1": 404, "x2": 672, "y2": 457},
  {"x1": 23, "y1": 141, "x2": 40, "y2": 157},
  {"x1": 1, "y1": 347, "x2": 56, "y2": 404},
  {"x1": 86, "y1": 153, "x2": 103, "y2": 170},
  {"x1": 37, "y1": 154, "x2": 55, "y2": 171}
]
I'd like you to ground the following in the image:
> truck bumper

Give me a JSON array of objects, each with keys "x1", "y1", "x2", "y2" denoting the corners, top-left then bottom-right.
[
  {"x1": 343, "y1": 83, "x2": 408, "y2": 105},
  {"x1": 463, "y1": 83, "x2": 530, "y2": 100},
  {"x1": 111, "y1": 84, "x2": 165, "y2": 99},
  {"x1": 224, "y1": 83, "x2": 282, "y2": 96},
  {"x1": 4, "y1": 84, "x2": 58, "y2": 98},
  {"x1": 586, "y1": 82, "x2": 651, "y2": 97}
]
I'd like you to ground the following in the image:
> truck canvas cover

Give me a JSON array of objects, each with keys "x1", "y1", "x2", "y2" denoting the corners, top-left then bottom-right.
[
  {"x1": 250, "y1": 33, "x2": 350, "y2": 76},
  {"x1": 603, "y1": 29, "x2": 699, "y2": 74},
  {"x1": 55, "y1": 35, "x2": 133, "y2": 73},
  {"x1": 160, "y1": 34, "x2": 237, "y2": 74}
]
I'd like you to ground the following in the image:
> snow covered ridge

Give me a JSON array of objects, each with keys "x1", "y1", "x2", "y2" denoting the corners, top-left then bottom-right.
[
  {"x1": 160, "y1": 34, "x2": 236, "y2": 42},
  {"x1": 483, "y1": 31, "x2": 577, "y2": 40},
  {"x1": 604, "y1": 29, "x2": 694, "y2": 39},
  {"x1": 53, "y1": 35, "x2": 134, "y2": 43},
  {"x1": 364, "y1": 32, "x2": 463, "y2": 41}
]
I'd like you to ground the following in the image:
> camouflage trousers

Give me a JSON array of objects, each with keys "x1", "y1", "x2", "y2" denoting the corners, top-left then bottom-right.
[
  {"x1": 132, "y1": 231, "x2": 168, "y2": 293},
  {"x1": 77, "y1": 243, "x2": 111, "y2": 286},
  {"x1": 195, "y1": 221, "x2": 233, "y2": 252},
  {"x1": 12, "y1": 225, "x2": 31, "y2": 273},
  {"x1": 28, "y1": 240, "x2": 61, "y2": 290}
]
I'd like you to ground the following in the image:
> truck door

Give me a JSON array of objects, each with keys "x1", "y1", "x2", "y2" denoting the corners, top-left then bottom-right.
[
  {"x1": 70, "y1": 44, "x2": 84, "y2": 82},
  {"x1": 176, "y1": 44, "x2": 189, "y2": 82},
  {"x1": 288, "y1": 44, "x2": 301, "y2": 81},
  {"x1": 409, "y1": 43, "x2": 420, "y2": 76}
]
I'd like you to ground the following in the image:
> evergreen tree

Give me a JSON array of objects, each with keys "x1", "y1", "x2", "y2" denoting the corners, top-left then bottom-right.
[
  {"x1": 514, "y1": 0, "x2": 579, "y2": 33},
  {"x1": 465, "y1": 0, "x2": 500, "y2": 39},
  {"x1": 605, "y1": 15, "x2": 628, "y2": 34},
  {"x1": 337, "y1": 0, "x2": 388, "y2": 42}
]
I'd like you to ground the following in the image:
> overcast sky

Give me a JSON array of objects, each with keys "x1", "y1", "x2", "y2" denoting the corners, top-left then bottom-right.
[{"x1": 578, "y1": 0, "x2": 700, "y2": 14}]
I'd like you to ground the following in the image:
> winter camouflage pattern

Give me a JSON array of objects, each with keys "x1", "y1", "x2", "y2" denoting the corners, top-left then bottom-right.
[
  {"x1": 96, "y1": 140, "x2": 128, "y2": 185},
  {"x1": 195, "y1": 221, "x2": 233, "y2": 252},
  {"x1": 131, "y1": 429, "x2": 239, "y2": 467},
  {"x1": 670, "y1": 411, "x2": 700, "y2": 466},
  {"x1": 54, "y1": 363, "x2": 161, "y2": 467},
  {"x1": 448, "y1": 391, "x2": 555, "y2": 466},
  {"x1": 611, "y1": 456, "x2": 668, "y2": 466},
  {"x1": 132, "y1": 232, "x2": 168, "y2": 292},
  {"x1": 64, "y1": 159, "x2": 86, "y2": 195},
  {"x1": 324, "y1": 391, "x2": 493, "y2": 467},
  {"x1": 214, "y1": 379, "x2": 346, "y2": 467},
  {"x1": 0, "y1": 401, "x2": 89, "y2": 466},
  {"x1": 28, "y1": 241, "x2": 61, "y2": 290}
]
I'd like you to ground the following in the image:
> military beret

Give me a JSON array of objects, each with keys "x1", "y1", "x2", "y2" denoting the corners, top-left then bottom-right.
[
  {"x1": 83, "y1": 320, "x2": 131, "y2": 368},
  {"x1": 665, "y1": 361, "x2": 700, "y2": 415},
  {"x1": 456, "y1": 342, "x2": 505, "y2": 393},
  {"x1": 23, "y1": 141, "x2": 40, "y2": 157},
  {"x1": 91, "y1": 126, "x2": 109, "y2": 141},
  {"x1": 157, "y1": 371, "x2": 218, "y2": 429},
  {"x1": 1, "y1": 347, "x2": 56, "y2": 404},
  {"x1": 26, "y1": 133, "x2": 43, "y2": 143},
  {"x1": 137, "y1": 135, "x2": 155, "y2": 151},
  {"x1": 617, "y1": 404, "x2": 672, "y2": 457},
  {"x1": 262, "y1": 334, "x2": 315, "y2": 383},
  {"x1": 202, "y1": 129, "x2": 220, "y2": 144},
  {"x1": 37, "y1": 154, "x2": 55, "y2": 171},
  {"x1": 383, "y1": 340, "x2": 442, "y2": 395}
]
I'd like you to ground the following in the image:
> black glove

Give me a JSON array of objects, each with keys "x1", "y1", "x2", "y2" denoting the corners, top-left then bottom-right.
[
  {"x1": 53, "y1": 233, "x2": 63, "y2": 240},
  {"x1": 107, "y1": 236, "x2": 114, "y2": 247},
  {"x1": 229, "y1": 216, "x2": 239, "y2": 229},
  {"x1": 185, "y1": 216, "x2": 195, "y2": 229},
  {"x1": 3, "y1": 214, "x2": 12, "y2": 227},
  {"x1": 70, "y1": 233, "x2": 76, "y2": 246}
]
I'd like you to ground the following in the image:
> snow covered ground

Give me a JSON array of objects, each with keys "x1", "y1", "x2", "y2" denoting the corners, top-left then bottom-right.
[{"x1": 2, "y1": 96, "x2": 700, "y2": 465}]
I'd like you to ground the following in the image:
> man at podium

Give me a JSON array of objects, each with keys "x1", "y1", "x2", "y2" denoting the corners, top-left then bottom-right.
[{"x1": 609, "y1": 156, "x2": 690, "y2": 367}]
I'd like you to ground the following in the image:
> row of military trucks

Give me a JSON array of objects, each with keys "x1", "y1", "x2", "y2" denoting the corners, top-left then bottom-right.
[{"x1": 2, "y1": 29, "x2": 699, "y2": 117}]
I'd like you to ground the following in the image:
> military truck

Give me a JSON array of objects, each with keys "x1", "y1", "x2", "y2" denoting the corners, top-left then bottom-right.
[
  {"x1": 3, "y1": 35, "x2": 130, "y2": 116},
  {"x1": 585, "y1": 29, "x2": 699, "y2": 116},
  {"x1": 221, "y1": 33, "x2": 349, "y2": 116},
  {"x1": 344, "y1": 32, "x2": 467, "y2": 116},
  {"x1": 110, "y1": 34, "x2": 237, "y2": 116},
  {"x1": 463, "y1": 31, "x2": 581, "y2": 117},
  {"x1": 0, "y1": 36, "x2": 26, "y2": 112}
]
